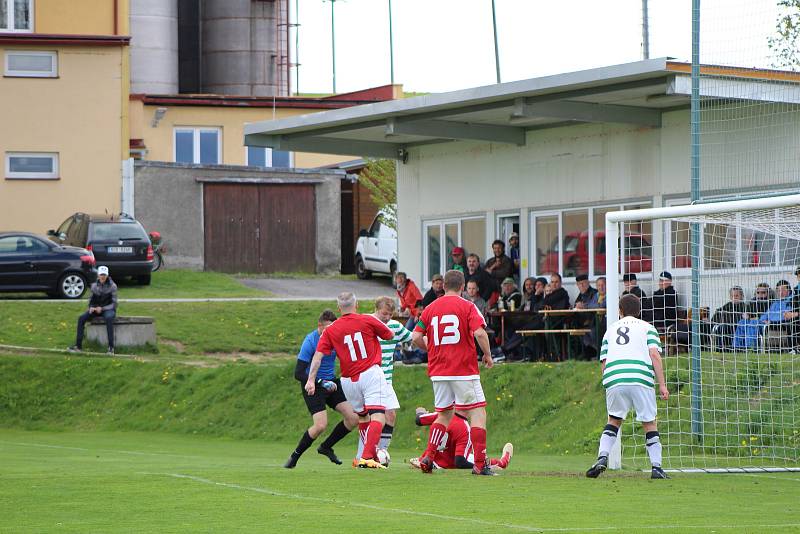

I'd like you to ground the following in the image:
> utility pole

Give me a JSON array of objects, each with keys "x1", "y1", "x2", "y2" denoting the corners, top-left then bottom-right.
[
  {"x1": 491, "y1": 0, "x2": 501, "y2": 83},
  {"x1": 642, "y1": 0, "x2": 650, "y2": 59},
  {"x1": 389, "y1": 0, "x2": 395, "y2": 84},
  {"x1": 328, "y1": 0, "x2": 337, "y2": 93}
]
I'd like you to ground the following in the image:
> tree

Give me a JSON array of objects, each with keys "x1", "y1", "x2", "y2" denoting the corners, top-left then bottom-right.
[
  {"x1": 358, "y1": 158, "x2": 397, "y2": 231},
  {"x1": 768, "y1": 0, "x2": 800, "y2": 70}
]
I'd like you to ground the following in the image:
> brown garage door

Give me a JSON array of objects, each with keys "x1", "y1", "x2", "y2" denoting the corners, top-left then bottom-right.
[{"x1": 203, "y1": 183, "x2": 316, "y2": 273}]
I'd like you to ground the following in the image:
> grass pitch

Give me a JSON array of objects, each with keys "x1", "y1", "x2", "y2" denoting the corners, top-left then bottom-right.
[{"x1": 2, "y1": 429, "x2": 799, "y2": 533}]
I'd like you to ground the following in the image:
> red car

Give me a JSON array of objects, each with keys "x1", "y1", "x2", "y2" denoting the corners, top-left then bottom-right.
[{"x1": 539, "y1": 231, "x2": 652, "y2": 277}]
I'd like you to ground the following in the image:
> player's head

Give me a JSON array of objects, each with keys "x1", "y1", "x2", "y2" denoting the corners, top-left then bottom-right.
[
  {"x1": 337, "y1": 292, "x2": 357, "y2": 313},
  {"x1": 619, "y1": 294, "x2": 641, "y2": 318},
  {"x1": 444, "y1": 269, "x2": 465, "y2": 294},
  {"x1": 374, "y1": 296, "x2": 395, "y2": 323},
  {"x1": 317, "y1": 309, "x2": 337, "y2": 333}
]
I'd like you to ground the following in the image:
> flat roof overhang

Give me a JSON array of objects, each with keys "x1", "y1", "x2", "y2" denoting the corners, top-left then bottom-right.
[{"x1": 244, "y1": 58, "x2": 800, "y2": 159}]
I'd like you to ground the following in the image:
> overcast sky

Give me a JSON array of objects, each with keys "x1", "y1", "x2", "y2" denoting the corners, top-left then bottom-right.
[{"x1": 289, "y1": 0, "x2": 782, "y2": 95}]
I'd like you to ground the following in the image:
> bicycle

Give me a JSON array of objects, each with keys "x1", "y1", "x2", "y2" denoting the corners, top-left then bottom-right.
[{"x1": 148, "y1": 231, "x2": 166, "y2": 272}]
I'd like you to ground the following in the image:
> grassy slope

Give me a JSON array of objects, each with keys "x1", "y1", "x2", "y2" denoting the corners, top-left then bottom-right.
[
  {"x1": 0, "y1": 355, "x2": 606, "y2": 454},
  {"x1": 2, "y1": 430, "x2": 799, "y2": 533}
]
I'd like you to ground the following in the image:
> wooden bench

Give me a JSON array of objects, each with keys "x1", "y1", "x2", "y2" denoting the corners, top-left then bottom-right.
[
  {"x1": 87, "y1": 316, "x2": 156, "y2": 348},
  {"x1": 518, "y1": 329, "x2": 591, "y2": 360}
]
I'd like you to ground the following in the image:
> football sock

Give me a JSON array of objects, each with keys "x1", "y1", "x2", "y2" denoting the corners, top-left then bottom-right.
[
  {"x1": 356, "y1": 421, "x2": 369, "y2": 459},
  {"x1": 598, "y1": 424, "x2": 619, "y2": 458},
  {"x1": 645, "y1": 431, "x2": 662, "y2": 468},
  {"x1": 423, "y1": 422, "x2": 447, "y2": 459},
  {"x1": 379, "y1": 424, "x2": 394, "y2": 450},
  {"x1": 319, "y1": 421, "x2": 350, "y2": 450},
  {"x1": 362, "y1": 420, "x2": 384, "y2": 460},
  {"x1": 292, "y1": 430, "x2": 315, "y2": 458},
  {"x1": 471, "y1": 427, "x2": 487, "y2": 470}
]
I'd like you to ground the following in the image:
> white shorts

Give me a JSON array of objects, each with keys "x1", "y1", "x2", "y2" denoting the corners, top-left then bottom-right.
[
  {"x1": 432, "y1": 379, "x2": 486, "y2": 412},
  {"x1": 384, "y1": 383, "x2": 400, "y2": 411},
  {"x1": 606, "y1": 384, "x2": 657, "y2": 422},
  {"x1": 341, "y1": 365, "x2": 391, "y2": 415}
]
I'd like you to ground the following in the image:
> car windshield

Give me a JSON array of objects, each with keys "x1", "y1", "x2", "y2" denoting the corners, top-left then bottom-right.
[{"x1": 92, "y1": 222, "x2": 147, "y2": 241}]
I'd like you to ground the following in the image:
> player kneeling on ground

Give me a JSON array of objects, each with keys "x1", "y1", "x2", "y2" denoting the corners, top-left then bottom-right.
[
  {"x1": 410, "y1": 407, "x2": 512, "y2": 472},
  {"x1": 586, "y1": 294, "x2": 670, "y2": 480},
  {"x1": 285, "y1": 310, "x2": 358, "y2": 468},
  {"x1": 306, "y1": 292, "x2": 395, "y2": 469}
]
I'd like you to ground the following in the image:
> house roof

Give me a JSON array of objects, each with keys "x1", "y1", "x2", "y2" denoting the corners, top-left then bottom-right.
[{"x1": 243, "y1": 58, "x2": 800, "y2": 159}]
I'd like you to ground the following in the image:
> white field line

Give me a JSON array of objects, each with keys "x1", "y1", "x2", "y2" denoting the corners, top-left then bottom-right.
[
  {"x1": 743, "y1": 473, "x2": 800, "y2": 483},
  {"x1": 0, "y1": 440, "x2": 204, "y2": 459},
  {"x1": 147, "y1": 472, "x2": 800, "y2": 533}
]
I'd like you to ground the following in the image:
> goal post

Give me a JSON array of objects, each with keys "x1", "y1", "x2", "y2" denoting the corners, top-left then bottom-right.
[{"x1": 605, "y1": 193, "x2": 800, "y2": 472}]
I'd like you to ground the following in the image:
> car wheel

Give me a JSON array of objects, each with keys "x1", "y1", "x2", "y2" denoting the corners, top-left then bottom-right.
[
  {"x1": 58, "y1": 272, "x2": 87, "y2": 299},
  {"x1": 355, "y1": 255, "x2": 372, "y2": 280},
  {"x1": 137, "y1": 274, "x2": 152, "y2": 285}
]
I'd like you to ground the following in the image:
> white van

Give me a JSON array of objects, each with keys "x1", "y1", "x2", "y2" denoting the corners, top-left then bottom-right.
[{"x1": 354, "y1": 211, "x2": 397, "y2": 279}]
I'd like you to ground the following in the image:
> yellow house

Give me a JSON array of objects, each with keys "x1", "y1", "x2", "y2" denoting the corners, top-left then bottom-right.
[
  {"x1": 0, "y1": 0, "x2": 130, "y2": 233},
  {"x1": 128, "y1": 86, "x2": 404, "y2": 169}
]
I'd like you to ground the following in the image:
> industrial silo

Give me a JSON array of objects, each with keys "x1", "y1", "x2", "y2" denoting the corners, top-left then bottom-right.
[{"x1": 130, "y1": 0, "x2": 179, "y2": 94}]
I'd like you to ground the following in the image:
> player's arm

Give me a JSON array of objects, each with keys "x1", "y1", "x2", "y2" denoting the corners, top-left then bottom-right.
[
  {"x1": 650, "y1": 347, "x2": 669, "y2": 401},
  {"x1": 412, "y1": 313, "x2": 428, "y2": 350},
  {"x1": 304, "y1": 351, "x2": 325, "y2": 395},
  {"x1": 415, "y1": 408, "x2": 437, "y2": 426},
  {"x1": 473, "y1": 327, "x2": 493, "y2": 368}
]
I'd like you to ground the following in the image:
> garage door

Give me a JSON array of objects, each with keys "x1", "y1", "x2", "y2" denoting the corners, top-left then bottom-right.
[{"x1": 203, "y1": 183, "x2": 316, "y2": 273}]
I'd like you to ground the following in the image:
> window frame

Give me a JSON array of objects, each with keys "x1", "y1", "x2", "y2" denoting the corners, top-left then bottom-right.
[
  {"x1": 422, "y1": 214, "x2": 486, "y2": 286},
  {"x1": 4, "y1": 50, "x2": 57, "y2": 77},
  {"x1": 173, "y1": 127, "x2": 222, "y2": 165},
  {"x1": 1, "y1": 0, "x2": 33, "y2": 33},
  {"x1": 245, "y1": 146, "x2": 294, "y2": 168},
  {"x1": 5, "y1": 151, "x2": 59, "y2": 180}
]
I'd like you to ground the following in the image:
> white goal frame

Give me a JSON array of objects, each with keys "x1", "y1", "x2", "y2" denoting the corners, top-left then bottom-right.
[{"x1": 605, "y1": 193, "x2": 800, "y2": 472}]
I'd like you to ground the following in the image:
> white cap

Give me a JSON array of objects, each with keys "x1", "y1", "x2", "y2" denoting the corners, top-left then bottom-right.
[{"x1": 97, "y1": 266, "x2": 109, "y2": 276}]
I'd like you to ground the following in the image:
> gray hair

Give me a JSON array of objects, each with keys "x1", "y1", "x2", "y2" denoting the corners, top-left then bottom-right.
[{"x1": 337, "y1": 291, "x2": 357, "y2": 310}]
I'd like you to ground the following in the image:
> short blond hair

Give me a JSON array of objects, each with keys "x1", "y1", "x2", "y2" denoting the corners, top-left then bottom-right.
[{"x1": 374, "y1": 296, "x2": 396, "y2": 312}]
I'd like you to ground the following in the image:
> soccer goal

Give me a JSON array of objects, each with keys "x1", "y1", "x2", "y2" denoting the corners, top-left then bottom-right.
[{"x1": 605, "y1": 194, "x2": 800, "y2": 473}]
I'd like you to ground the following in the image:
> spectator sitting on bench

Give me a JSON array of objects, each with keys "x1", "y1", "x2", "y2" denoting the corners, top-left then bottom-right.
[
  {"x1": 622, "y1": 273, "x2": 646, "y2": 298},
  {"x1": 464, "y1": 253, "x2": 496, "y2": 306},
  {"x1": 651, "y1": 271, "x2": 678, "y2": 333},
  {"x1": 463, "y1": 280, "x2": 488, "y2": 320},
  {"x1": 573, "y1": 274, "x2": 599, "y2": 359},
  {"x1": 395, "y1": 271, "x2": 423, "y2": 331},
  {"x1": 748, "y1": 282, "x2": 772, "y2": 317},
  {"x1": 68, "y1": 265, "x2": 118, "y2": 355},
  {"x1": 422, "y1": 273, "x2": 445, "y2": 306},
  {"x1": 711, "y1": 286, "x2": 748, "y2": 349},
  {"x1": 734, "y1": 280, "x2": 795, "y2": 351},
  {"x1": 543, "y1": 273, "x2": 570, "y2": 359}
]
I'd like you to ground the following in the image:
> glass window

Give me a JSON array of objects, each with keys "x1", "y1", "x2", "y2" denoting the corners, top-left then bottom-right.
[
  {"x1": 671, "y1": 220, "x2": 692, "y2": 269},
  {"x1": 0, "y1": 1, "x2": 6, "y2": 30},
  {"x1": 780, "y1": 236, "x2": 800, "y2": 267},
  {"x1": 703, "y1": 223, "x2": 736, "y2": 269},
  {"x1": 13, "y1": 0, "x2": 30, "y2": 30},
  {"x1": 175, "y1": 130, "x2": 193, "y2": 163},
  {"x1": 741, "y1": 229, "x2": 776, "y2": 267},
  {"x1": 199, "y1": 130, "x2": 219, "y2": 164},
  {"x1": 6, "y1": 152, "x2": 58, "y2": 179},
  {"x1": 461, "y1": 218, "x2": 486, "y2": 261},
  {"x1": 535, "y1": 215, "x2": 558, "y2": 275},
  {"x1": 444, "y1": 223, "x2": 458, "y2": 260},
  {"x1": 247, "y1": 146, "x2": 267, "y2": 167},
  {"x1": 426, "y1": 225, "x2": 441, "y2": 281},
  {"x1": 0, "y1": 235, "x2": 45, "y2": 253},
  {"x1": 272, "y1": 150, "x2": 292, "y2": 167},
  {"x1": 5, "y1": 51, "x2": 57, "y2": 77},
  {"x1": 562, "y1": 209, "x2": 588, "y2": 277},
  {"x1": 92, "y1": 222, "x2": 148, "y2": 241}
]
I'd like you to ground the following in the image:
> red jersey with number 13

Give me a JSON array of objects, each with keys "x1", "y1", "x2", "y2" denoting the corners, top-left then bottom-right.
[
  {"x1": 316, "y1": 313, "x2": 394, "y2": 378},
  {"x1": 414, "y1": 294, "x2": 486, "y2": 380}
]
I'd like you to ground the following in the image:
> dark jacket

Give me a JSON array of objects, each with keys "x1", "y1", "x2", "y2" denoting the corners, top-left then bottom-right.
[
  {"x1": 622, "y1": 286, "x2": 646, "y2": 299},
  {"x1": 651, "y1": 286, "x2": 678, "y2": 330},
  {"x1": 543, "y1": 287, "x2": 570, "y2": 328},
  {"x1": 422, "y1": 287, "x2": 444, "y2": 307},
  {"x1": 88, "y1": 278, "x2": 118, "y2": 312},
  {"x1": 712, "y1": 301, "x2": 748, "y2": 326},
  {"x1": 498, "y1": 290, "x2": 522, "y2": 311},
  {"x1": 748, "y1": 298, "x2": 770, "y2": 317},
  {"x1": 484, "y1": 255, "x2": 514, "y2": 286},
  {"x1": 465, "y1": 268, "x2": 495, "y2": 301}
]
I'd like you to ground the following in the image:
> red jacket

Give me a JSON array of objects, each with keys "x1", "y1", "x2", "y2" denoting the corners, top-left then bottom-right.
[{"x1": 397, "y1": 279, "x2": 423, "y2": 314}]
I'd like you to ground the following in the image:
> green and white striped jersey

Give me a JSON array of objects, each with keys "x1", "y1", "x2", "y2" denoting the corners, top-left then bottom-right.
[
  {"x1": 599, "y1": 316, "x2": 662, "y2": 390},
  {"x1": 379, "y1": 319, "x2": 412, "y2": 384}
]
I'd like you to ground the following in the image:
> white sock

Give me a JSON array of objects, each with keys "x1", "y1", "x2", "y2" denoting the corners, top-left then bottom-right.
[
  {"x1": 356, "y1": 428, "x2": 365, "y2": 459},
  {"x1": 646, "y1": 431, "x2": 662, "y2": 467},
  {"x1": 598, "y1": 424, "x2": 619, "y2": 458}
]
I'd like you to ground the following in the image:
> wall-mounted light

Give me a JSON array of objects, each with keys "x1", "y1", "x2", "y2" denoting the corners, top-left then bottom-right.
[{"x1": 151, "y1": 107, "x2": 167, "y2": 128}]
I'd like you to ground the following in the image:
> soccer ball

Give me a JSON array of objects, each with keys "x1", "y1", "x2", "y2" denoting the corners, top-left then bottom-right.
[{"x1": 376, "y1": 448, "x2": 391, "y2": 467}]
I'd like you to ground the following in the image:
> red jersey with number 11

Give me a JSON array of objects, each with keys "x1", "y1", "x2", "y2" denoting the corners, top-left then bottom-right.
[
  {"x1": 316, "y1": 313, "x2": 394, "y2": 378},
  {"x1": 414, "y1": 294, "x2": 486, "y2": 380}
]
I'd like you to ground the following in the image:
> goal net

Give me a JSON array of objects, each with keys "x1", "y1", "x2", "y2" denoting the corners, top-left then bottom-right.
[{"x1": 605, "y1": 195, "x2": 800, "y2": 472}]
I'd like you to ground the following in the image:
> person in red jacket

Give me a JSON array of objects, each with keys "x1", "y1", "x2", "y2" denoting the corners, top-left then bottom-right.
[
  {"x1": 410, "y1": 407, "x2": 513, "y2": 471},
  {"x1": 395, "y1": 271, "x2": 423, "y2": 329}
]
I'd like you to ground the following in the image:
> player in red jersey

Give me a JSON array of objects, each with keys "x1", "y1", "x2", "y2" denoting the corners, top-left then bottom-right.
[
  {"x1": 306, "y1": 292, "x2": 395, "y2": 469},
  {"x1": 412, "y1": 270, "x2": 495, "y2": 475},
  {"x1": 410, "y1": 407, "x2": 513, "y2": 472}
]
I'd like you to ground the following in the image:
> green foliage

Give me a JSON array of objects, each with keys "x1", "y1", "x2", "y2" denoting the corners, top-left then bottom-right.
[
  {"x1": 358, "y1": 158, "x2": 397, "y2": 230},
  {"x1": 735, "y1": 361, "x2": 778, "y2": 396},
  {"x1": 768, "y1": 0, "x2": 800, "y2": 70}
]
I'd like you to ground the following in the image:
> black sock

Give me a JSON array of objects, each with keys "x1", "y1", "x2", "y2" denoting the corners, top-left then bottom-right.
[
  {"x1": 319, "y1": 421, "x2": 351, "y2": 450},
  {"x1": 293, "y1": 430, "x2": 315, "y2": 457}
]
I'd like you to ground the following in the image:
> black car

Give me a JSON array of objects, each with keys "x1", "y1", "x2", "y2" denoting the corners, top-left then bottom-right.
[
  {"x1": 49, "y1": 213, "x2": 154, "y2": 285},
  {"x1": 0, "y1": 232, "x2": 97, "y2": 299}
]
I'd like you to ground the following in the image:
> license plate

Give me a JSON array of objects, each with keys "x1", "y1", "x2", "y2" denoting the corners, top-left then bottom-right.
[{"x1": 108, "y1": 246, "x2": 133, "y2": 253}]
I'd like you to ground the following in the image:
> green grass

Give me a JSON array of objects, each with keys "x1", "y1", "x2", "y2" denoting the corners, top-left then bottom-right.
[
  {"x1": 2, "y1": 429, "x2": 799, "y2": 533},
  {"x1": 0, "y1": 270, "x2": 269, "y2": 300},
  {"x1": 0, "y1": 301, "x2": 357, "y2": 355}
]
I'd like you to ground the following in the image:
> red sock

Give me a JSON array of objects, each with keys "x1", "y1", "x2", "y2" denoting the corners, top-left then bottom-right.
[
  {"x1": 362, "y1": 420, "x2": 383, "y2": 460},
  {"x1": 423, "y1": 422, "x2": 447, "y2": 459},
  {"x1": 471, "y1": 427, "x2": 487, "y2": 470}
]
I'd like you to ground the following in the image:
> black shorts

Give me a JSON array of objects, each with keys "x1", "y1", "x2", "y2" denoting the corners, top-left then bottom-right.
[{"x1": 302, "y1": 378, "x2": 347, "y2": 415}]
